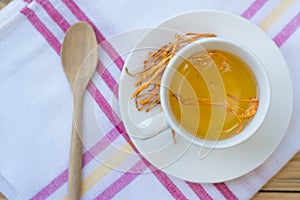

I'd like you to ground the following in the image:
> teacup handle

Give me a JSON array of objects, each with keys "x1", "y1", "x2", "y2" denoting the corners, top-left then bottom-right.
[{"x1": 133, "y1": 112, "x2": 170, "y2": 139}]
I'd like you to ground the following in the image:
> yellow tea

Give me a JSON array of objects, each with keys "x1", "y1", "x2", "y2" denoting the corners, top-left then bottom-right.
[{"x1": 168, "y1": 50, "x2": 258, "y2": 140}]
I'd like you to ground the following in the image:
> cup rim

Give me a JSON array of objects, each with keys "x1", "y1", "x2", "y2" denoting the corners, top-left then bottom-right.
[{"x1": 160, "y1": 37, "x2": 271, "y2": 149}]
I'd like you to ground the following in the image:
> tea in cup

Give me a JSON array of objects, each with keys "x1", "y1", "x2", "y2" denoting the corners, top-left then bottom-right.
[{"x1": 137, "y1": 37, "x2": 270, "y2": 149}]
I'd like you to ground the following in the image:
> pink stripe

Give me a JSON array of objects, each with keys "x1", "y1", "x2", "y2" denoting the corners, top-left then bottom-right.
[
  {"x1": 95, "y1": 154, "x2": 188, "y2": 200},
  {"x1": 273, "y1": 11, "x2": 300, "y2": 47},
  {"x1": 36, "y1": 0, "x2": 70, "y2": 32},
  {"x1": 36, "y1": 0, "x2": 120, "y2": 99},
  {"x1": 95, "y1": 160, "x2": 147, "y2": 200},
  {"x1": 186, "y1": 182, "x2": 212, "y2": 200},
  {"x1": 214, "y1": 183, "x2": 238, "y2": 200},
  {"x1": 87, "y1": 81, "x2": 121, "y2": 125},
  {"x1": 89, "y1": 84, "x2": 188, "y2": 199},
  {"x1": 24, "y1": 0, "x2": 32, "y2": 3},
  {"x1": 30, "y1": 169, "x2": 68, "y2": 200},
  {"x1": 21, "y1": 7, "x2": 61, "y2": 54},
  {"x1": 31, "y1": 122, "x2": 124, "y2": 200},
  {"x1": 152, "y1": 171, "x2": 188, "y2": 199},
  {"x1": 138, "y1": 156, "x2": 188, "y2": 199},
  {"x1": 62, "y1": 0, "x2": 124, "y2": 70},
  {"x1": 83, "y1": 123, "x2": 125, "y2": 165},
  {"x1": 241, "y1": 0, "x2": 268, "y2": 19},
  {"x1": 96, "y1": 60, "x2": 119, "y2": 98}
]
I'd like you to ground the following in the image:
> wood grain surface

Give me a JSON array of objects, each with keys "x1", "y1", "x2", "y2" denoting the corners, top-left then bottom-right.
[
  {"x1": 255, "y1": 151, "x2": 300, "y2": 199},
  {"x1": 0, "y1": 0, "x2": 299, "y2": 199}
]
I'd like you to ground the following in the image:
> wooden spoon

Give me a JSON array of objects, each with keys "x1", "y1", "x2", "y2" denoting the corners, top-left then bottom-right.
[{"x1": 61, "y1": 22, "x2": 98, "y2": 200}]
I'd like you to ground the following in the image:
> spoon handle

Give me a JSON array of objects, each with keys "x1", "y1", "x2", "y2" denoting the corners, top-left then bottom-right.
[{"x1": 68, "y1": 96, "x2": 83, "y2": 200}]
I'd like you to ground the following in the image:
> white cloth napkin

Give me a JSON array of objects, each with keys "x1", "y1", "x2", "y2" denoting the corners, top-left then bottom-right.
[{"x1": 1, "y1": 0, "x2": 300, "y2": 199}]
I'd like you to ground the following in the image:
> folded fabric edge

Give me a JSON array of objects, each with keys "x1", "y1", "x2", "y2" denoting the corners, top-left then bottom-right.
[
  {"x1": 0, "y1": 175, "x2": 22, "y2": 200},
  {"x1": 0, "y1": 0, "x2": 27, "y2": 28}
]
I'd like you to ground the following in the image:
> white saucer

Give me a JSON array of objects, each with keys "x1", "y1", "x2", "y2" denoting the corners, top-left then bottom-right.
[{"x1": 118, "y1": 10, "x2": 293, "y2": 183}]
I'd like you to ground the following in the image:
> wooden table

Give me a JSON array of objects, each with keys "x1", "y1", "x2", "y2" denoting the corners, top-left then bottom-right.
[
  {"x1": 253, "y1": 151, "x2": 300, "y2": 199},
  {"x1": 0, "y1": 1, "x2": 299, "y2": 199}
]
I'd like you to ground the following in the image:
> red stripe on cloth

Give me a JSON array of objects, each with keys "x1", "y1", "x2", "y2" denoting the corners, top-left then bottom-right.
[
  {"x1": 90, "y1": 83, "x2": 188, "y2": 199},
  {"x1": 241, "y1": 0, "x2": 268, "y2": 19},
  {"x1": 138, "y1": 156, "x2": 188, "y2": 200},
  {"x1": 95, "y1": 155, "x2": 188, "y2": 200},
  {"x1": 83, "y1": 123, "x2": 125, "y2": 165},
  {"x1": 152, "y1": 171, "x2": 188, "y2": 200},
  {"x1": 21, "y1": 7, "x2": 61, "y2": 54},
  {"x1": 214, "y1": 183, "x2": 238, "y2": 200},
  {"x1": 31, "y1": 122, "x2": 124, "y2": 200},
  {"x1": 24, "y1": 0, "x2": 32, "y2": 3},
  {"x1": 96, "y1": 60, "x2": 119, "y2": 98},
  {"x1": 186, "y1": 182, "x2": 213, "y2": 200},
  {"x1": 89, "y1": 83, "x2": 188, "y2": 199},
  {"x1": 36, "y1": 0, "x2": 120, "y2": 99},
  {"x1": 36, "y1": 0, "x2": 70, "y2": 32},
  {"x1": 30, "y1": 169, "x2": 68, "y2": 200},
  {"x1": 94, "y1": 160, "x2": 147, "y2": 200},
  {"x1": 87, "y1": 81, "x2": 121, "y2": 126},
  {"x1": 62, "y1": 0, "x2": 124, "y2": 70},
  {"x1": 273, "y1": 11, "x2": 300, "y2": 47}
]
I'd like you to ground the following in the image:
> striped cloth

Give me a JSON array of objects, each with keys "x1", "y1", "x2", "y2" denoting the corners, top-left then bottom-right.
[{"x1": 0, "y1": 0, "x2": 299, "y2": 199}]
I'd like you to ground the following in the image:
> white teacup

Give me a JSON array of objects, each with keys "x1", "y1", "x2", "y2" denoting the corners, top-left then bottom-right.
[{"x1": 137, "y1": 37, "x2": 270, "y2": 149}]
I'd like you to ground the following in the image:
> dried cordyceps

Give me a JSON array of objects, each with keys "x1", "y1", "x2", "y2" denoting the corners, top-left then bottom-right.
[{"x1": 126, "y1": 33, "x2": 217, "y2": 112}]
